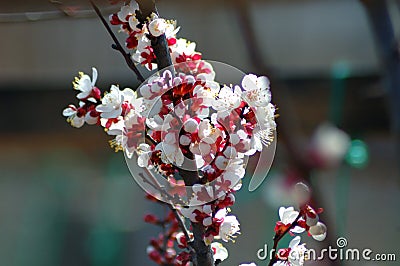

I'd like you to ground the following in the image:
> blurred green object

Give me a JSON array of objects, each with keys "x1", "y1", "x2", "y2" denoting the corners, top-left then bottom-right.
[
  {"x1": 329, "y1": 60, "x2": 351, "y2": 126},
  {"x1": 345, "y1": 139, "x2": 369, "y2": 168}
]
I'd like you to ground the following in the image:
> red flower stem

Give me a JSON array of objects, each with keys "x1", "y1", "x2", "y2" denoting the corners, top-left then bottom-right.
[{"x1": 89, "y1": 0, "x2": 145, "y2": 83}]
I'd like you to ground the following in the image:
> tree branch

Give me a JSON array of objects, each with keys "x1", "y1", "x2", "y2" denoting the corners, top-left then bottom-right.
[
  {"x1": 89, "y1": 0, "x2": 145, "y2": 83},
  {"x1": 135, "y1": 1, "x2": 213, "y2": 265},
  {"x1": 136, "y1": 0, "x2": 175, "y2": 72}
]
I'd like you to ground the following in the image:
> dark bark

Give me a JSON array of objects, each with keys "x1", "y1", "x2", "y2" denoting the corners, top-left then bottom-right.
[
  {"x1": 136, "y1": 0, "x2": 174, "y2": 73},
  {"x1": 136, "y1": 1, "x2": 214, "y2": 265}
]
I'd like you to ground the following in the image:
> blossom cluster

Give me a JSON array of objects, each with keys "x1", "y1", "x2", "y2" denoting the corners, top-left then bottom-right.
[
  {"x1": 63, "y1": 64, "x2": 275, "y2": 264},
  {"x1": 60, "y1": 1, "x2": 311, "y2": 265},
  {"x1": 109, "y1": 0, "x2": 214, "y2": 77}
]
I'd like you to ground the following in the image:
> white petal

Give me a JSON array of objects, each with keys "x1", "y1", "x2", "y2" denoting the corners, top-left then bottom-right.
[
  {"x1": 175, "y1": 150, "x2": 184, "y2": 166},
  {"x1": 241, "y1": 74, "x2": 257, "y2": 91},
  {"x1": 180, "y1": 135, "x2": 191, "y2": 146},
  {"x1": 223, "y1": 146, "x2": 237, "y2": 159},
  {"x1": 289, "y1": 236, "x2": 301, "y2": 248},
  {"x1": 71, "y1": 116, "x2": 84, "y2": 128},
  {"x1": 62, "y1": 107, "x2": 76, "y2": 116},
  {"x1": 91, "y1": 67, "x2": 98, "y2": 86},
  {"x1": 312, "y1": 232, "x2": 327, "y2": 241},
  {"x1": 184, "y1": 118, "x2": 198, "y2": 133},
  {"x1": 85, "y1": 112, "x2": 98, "y2": 125},
  {"x1": 164, "y1": 133, "x2": 176, "y2": 144},
  {"x1": 203, "y1": 217, "x2": 212, "y2": 227},
  {"x1": 257, "y1": 76, "x2": 270, "y2": 89},
  {"x1": 309, "y1": 222, "x2": 327, "y2": 236}
]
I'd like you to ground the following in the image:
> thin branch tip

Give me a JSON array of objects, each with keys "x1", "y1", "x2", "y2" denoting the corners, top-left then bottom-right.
[{"x1": 90, "y1": 0, "x2": 145, "y2": 83}]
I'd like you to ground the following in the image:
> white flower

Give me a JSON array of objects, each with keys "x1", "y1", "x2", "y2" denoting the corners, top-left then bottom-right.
[
  {"x1": 128, "y1": 15, "x2": 140, "y2": 31},
  {"x1": 155, "y1": 132, "x2": 184, "y2": 166},
  {"x1": 148, "y1": 17, "x2": 168, "y2": 37},
  {"x1": 278, "y1": 207, "x2": 305, "y2": 234},
  {"x1": 279, "y1": 206, "x2": 298, "y2": 224},
  {"x1": 288, "y1": 236, "x2": 307, "y2": 266},
  {"x1": 274, "y1": 237, "x2": 307, "y2": 266},
  {"x1": 117, "y1": 0, "x2": 138, "y2": 22},
  {"x1": 171, "y1": 38, "x2": 197, "y2": 62},
  {"x1": 212, "y1": 85, "x2": 242, "y2": 111},
  {"x1": 63, "y1": 104, "x2": 84, "y2": 128},
  {"x1": 211, "y1": 242, "x2": 228, "y2": 262},
  {"x1": 96, "y1": 86, "x2": 137, "y2": 119},
  {"x1": 106, "y1": 111, "x2": 145, "y2": 158},
  {"x1": 309, "y1": 222, "x2": 327, "y2": 241},
  {"x1": 311, "y1": 123, "x2": 350, "y2": 167},
  {"x1": 74, "y1": 67, "x2": 98, "y2": 100},
  {"x1": 254, "y1": 103, "x2": 276, "y2": 130},
  {"x1": 198, "y1": 119, "x2": 222, "y2": 144},
  {"x1": 146, "y1": 114, "x2": 174, "y2": 131},
  {"x1": 239, "y1": 263, "x2": 257, "y2": 266},
  {"x1": 193, "y1": 81, "x2": 220, "y2": 107},
  {"x1": 215, "y1": 208, "x2": 240, "y2": 242},
  {"x1": 137, "y1": 143, "x2": 152, "y2": 168},
  {"x1": 241, "y1": 74, "x2": 271, "y2": 107}
]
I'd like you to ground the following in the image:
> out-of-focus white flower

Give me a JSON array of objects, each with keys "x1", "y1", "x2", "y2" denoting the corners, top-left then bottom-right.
[
  {"x1": 241, "y1": 74, "x2": 271, "y2": 107},
  {"x1": 310, "y1": 123, "x2": 350, "y2": 167},
  {"x1": 239, "y1": 263, "x2": 257, "y2": 266},
  {"x1": 211, "y1": 242, "x2": 228, "y2": 262},
  {"x1": 215, "y1": 208, "x2": 240, "y2": 242},
  {"x1": 292, "y1": 182, "x2": 311, "y2": 206},
  {"x1": 73, "y1": 67, "x2": 98, "y2": 100}
]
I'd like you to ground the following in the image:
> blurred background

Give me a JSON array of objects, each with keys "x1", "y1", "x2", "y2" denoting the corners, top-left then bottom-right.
[{"x1": 0, "y1": 0, "x2": 399, "y2": 265}]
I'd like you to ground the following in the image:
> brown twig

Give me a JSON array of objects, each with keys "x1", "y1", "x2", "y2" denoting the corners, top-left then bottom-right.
[{"x1": 89, "y1": 0, "x2": 145, "y2": 83}]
